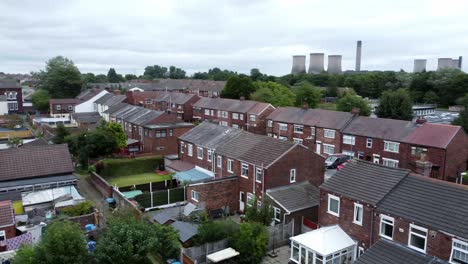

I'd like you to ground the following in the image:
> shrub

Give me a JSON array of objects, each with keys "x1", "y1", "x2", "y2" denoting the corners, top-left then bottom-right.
[
  {"x1": 96, "y1": 156, "x2": 164, "y2": 178},
  {"x1": 60, "y1": 201, "x2": 94, "y2": 217},
  {"x1": 231, "y1": 222, "x2": 268, "y2": 264},
  {"x1": 195, "y1": 220, "x2": 239, "y2": 245}
]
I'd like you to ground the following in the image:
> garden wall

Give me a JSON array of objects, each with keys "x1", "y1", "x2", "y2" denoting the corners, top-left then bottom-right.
[
  {"x1": 96, "y1": 156, "x2": 164, "y2": 178},
  {"x1": 118, "y1": 179, "x2": 178, "y2": 193},
  {"x1": 89, "y1": 172, "x2": 113, "y2": 198},
  {"x1": 67, "y1": 212, "x2": 97, "y2": 229}
]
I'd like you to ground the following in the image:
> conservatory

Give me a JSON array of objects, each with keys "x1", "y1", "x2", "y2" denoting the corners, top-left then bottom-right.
[{"x1": 290, "y1": 225, "x2": 356, "y2": 264}]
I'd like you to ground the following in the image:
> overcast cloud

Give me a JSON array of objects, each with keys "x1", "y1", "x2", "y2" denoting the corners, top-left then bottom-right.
[{"x1": 1, "y1": 0, "x2": 467, "y2": 76}]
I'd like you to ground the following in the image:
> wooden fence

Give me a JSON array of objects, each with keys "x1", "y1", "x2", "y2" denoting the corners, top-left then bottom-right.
[{"x1": 181, "y1": 239, "x2": 229, "y2": 264}]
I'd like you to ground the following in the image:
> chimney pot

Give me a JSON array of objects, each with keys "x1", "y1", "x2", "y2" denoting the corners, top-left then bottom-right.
[
  {"x1": 240, "y1": 96, "x2": 245, "y2": 101},
  {"x1": 302, "y1": 103, "x2": 309, "y2": 109},
  {"x1": 351, "y1": 107, "x2": 360, "y2": 115}
]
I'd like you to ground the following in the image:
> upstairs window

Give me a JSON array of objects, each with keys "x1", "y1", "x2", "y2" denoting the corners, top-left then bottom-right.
[
  {"x1": 379, "y1": 215, "x2": 394, "y2": 240},
  {"x1": 324, "y1": 129, "x2": 335, "y2": 139},
  {"x1": 290, "y1": 169, "x2": 296, "y2": 183},
  {"x1": 197, "y1": 147, "x2": 203, "y2": 160},
  {"x1": 293, "y1": 125, "x2": 303, "y2": 134},
  {"x1": 311, "y1": 126, "x2": 316, "y2": 136},
  {"x1": 249, "y1": 114, "x2": 256, "y2": 122},
  {"x1": 267, "y1": 120, "x2": 273, "y2": 127},
  {"x1": 255, "y1": 167, "x2": 262, "y2": 183},
  {"x1": 343, "y1": 135, "x2": 356, "y2": 145},
  {"x1": 239, "y1": 114, "x2": 244, "y2": 120},
  {"x1": 0, "y1": 230, "x2": 5, "y2": 241},
  {"x1": 411, "y1": 146, "x2": 427, "y2": 156},
  {"x1": 279, "y1": 123, "x2": 288, "y2": 131},
  {"x1": 180, "y1": 142, "x2": 185, "y2": 153},
  {"x1": 227, "y1": 159, "x2": 234, "y2": 173},
  {"x1": 232, "y1": 113, "x2": 239, "y2": 119},
  {"x1": 366, "y1": 138, "x2": 373, "y2": 148},
  {"x1": 156, "y1": 130, "x2": 166, "y2": 138},
  {"x1": 409, "y1": 224, "x2": 427, "y2": 253},
  {"x1": 451, "y1": 239, "x2": 468, "y2": 264},
  {"x1": 273, "y1": 207, "x2": 281, "y2": 222},
  {"x1": 327, "y1": 194, "x2": 340, "y2": 217},
  {"x1": 207, "y1": 150, "x2": 212, "y2": 162},
  {"x1": 384, "y1": 141, "x2": 399, "y2": 153},
  {"x1": 217, "y1": 155, "x2": 222, "y2": 168},
  {"x1": 353, "y1": 203, "x2": 363, "y2": 225},
  {"x1": 241, "y1": 163, "x2": 249, "y2": 178},
  {"x1": 204, "y1": 109, "x2": 210, "y2": 116},
  {"x1": 187, "y1": 144, "x2": 193, "y2": 156}
]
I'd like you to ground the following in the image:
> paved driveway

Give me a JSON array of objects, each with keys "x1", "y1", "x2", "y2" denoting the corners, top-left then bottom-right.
[{"x1": 262, "y1": 245, "x2": 290, "y2": 264}]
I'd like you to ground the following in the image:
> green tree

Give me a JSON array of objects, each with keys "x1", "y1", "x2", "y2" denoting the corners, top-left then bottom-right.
[
  {"x1": 81, "y1": 73, "x2": 97, "y2": 84},
  {"x1": 98, "y1": 121, "x2": 127, "y2": 148},
  {"x1": 336, "y1": 93, "x2": 371, "y2": 116},
  {"x1": 195, "y1": 220, "x2": 239, "y2": 245},
  {"x1": 168, "y1": 66, "x2": 186, "y2": 79},
  {"x1": 53, "y1": 124, "x2": 70, "y2": 144},
  {"x1": 231, "y1": 223, "x2": 268, "y2": 264},
  {"x1": 452, "y1": 94, "x2": 468, "y2": 133},
  {"x1": 95, "y1": 74, "x2": 108, "y2": 83},
  {"x1": 250, "y1": 68, "x2": 267, "y2": 81},
  {"x1": 36, "y1": 56, "x2": 83, "y2": 98},
  {"x1": 251, "y1": 82, "x2": 295, "y2": 106},
  {"x1": 221, "y1": 76, "x2": 256, "y2": 99},
  {"x1": 7, "y1": 137, "x2": 23, "y2": 148},
  {"x1": 245, "y1": 198, "x2": 274, "y2": 226},
  {"x1": 107, "y1": 68, "x2": 124, "y2": 83},
  {"x1": 292, "y1": 81, "x2": 323, "y2": 108},
  {"x1": 11, "y1": 245, "x2": 38, "y2": 264},
  {"x1": 423, "y1": 91, "x2": 439, "y2": 104},
  {"x1": 376, "y1": 89, "x2": 413, "y2": 120},
  {"x1": 31, "y1": 89, "x2": 51, "y2": 111},
  {"x1": 124, "y1": 74, "x2": 138, "y2": 81},
  {"x1": 95, "y1": 215, "x2": 179, "y2": 263},
  {"x1": 143, "y1": 65, "x2": 168, "y2": 79}
]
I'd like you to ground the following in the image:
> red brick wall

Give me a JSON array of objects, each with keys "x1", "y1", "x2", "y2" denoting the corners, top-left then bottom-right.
[
  {"x1": 142, "y1": 125, "x2": 193, "y2": 155},
  {"x1": 89, "y1": 172, "x2": 113, "y2": 198},
  {"x1": 1, "y1": 225, "x2": 16, "y2": 240},
  {"x1": 186, "y1": 177, "x2": 239, "y2": 213},
  {"x1": 444, "y1": 129, "x2": 468, "y2": 180},
  {"x1": 50, "y1": 103, "x2": 76, "y2": 116},
  {"x1": 319, "y1": 189, "x2": 375, "y2": 249},
  {"x1": 0, "y1": 87, "x2": 23, "y2": 112},
  {"x1": 247, "y1": 105, "x2": 275, "y2": 135}
]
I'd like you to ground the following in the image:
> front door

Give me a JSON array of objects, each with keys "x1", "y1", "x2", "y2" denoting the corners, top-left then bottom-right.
[
  {"x1": 316, "y1": 142, "x2": 321, "y2": 154},
  {"x1": 239, "y1": 192, "x2": 245, "y2": 212}
]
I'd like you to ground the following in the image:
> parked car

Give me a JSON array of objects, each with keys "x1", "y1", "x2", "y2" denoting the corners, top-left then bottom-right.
[
  {"x1": 336, "y1": 159, "x2": 352, "y2": 171},
  {"x1": 325, "y1": 154, "x2": 352, "y2": 169}
]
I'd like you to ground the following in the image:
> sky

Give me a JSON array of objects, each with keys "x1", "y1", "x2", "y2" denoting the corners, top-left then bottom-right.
[{"x1": 1, "y1": 0, "x2": 467, "y2": 76}]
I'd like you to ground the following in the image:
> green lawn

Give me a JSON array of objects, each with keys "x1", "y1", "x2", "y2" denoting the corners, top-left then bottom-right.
[{"x1": 108, "y1": 173, "x2": 172, "y2": 187}]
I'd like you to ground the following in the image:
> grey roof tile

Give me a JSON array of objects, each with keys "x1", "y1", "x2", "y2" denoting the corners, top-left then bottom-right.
[
  {"x1": 71, "y1": 112, "x2": 102, "y2": 124},
  {"x1": 178, "y1": 122, "x2": 243, "y2": 149},
  {"x1": 378, "y1": 174, "x2": 468, "y2": 238},
  {"x1": 193, "y1": 97, "x2": 261, "y2": 113},
  {"x1": 266, "y1": 181, "x2": 319, "y2": 212},
  {"x1": 170, "y1": 221, "x2": 199, "y2": 243},
  {"x1": 320, "y1": 160, "x2": 410, "y2": 206},
  {"x1": 342, "y1": 116, "x2": 416, "y2": 141},
  {"x1": 267, "y1": 107, "x2": 354, "y2": 130}
]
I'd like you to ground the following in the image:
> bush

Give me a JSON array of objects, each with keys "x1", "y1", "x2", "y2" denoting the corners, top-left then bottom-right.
[
  {"x1": 195, "y1": 220, "x2": 239, "y2": 245},
  {"x1": 60, "y1": 201, "x2": 94, "y2": 217},
  {"x1": 96, "y1": 156, "x2": 164, "y2": 177},
  {"x1": 231, "y1": 222, "x2": 268, "y2": 264}
]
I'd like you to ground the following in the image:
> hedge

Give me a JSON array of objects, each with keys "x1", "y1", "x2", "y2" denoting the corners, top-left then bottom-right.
[{"x1": 96, "y1": 156, "x2": 164, "y2": 178}]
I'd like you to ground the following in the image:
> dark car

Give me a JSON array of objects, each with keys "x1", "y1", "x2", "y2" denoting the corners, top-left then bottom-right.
[{"x1": 325, "y1": 154, "x2": 352, "y2": 169}]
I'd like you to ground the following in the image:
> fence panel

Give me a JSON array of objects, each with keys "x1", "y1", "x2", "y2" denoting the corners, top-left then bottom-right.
[
  {"x1": 267, "y1": 222, "x2": 293, "y2": 250},
  {"x1": 182, "y1": 239, "x2": 229, "y2": 264}
]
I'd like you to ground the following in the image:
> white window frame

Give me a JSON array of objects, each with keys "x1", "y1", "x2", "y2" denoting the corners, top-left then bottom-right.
[
  {"x1": 291, "y1": 241, "x2": 300, "y2": 262},
  {"x1": 311, "y1": 126, "x2": 316, "y2": 136},
  {"x1": 323, "y1": 144, "x2": 335, "y2": 155},
  {"x1": 293, "y1": 138, "x2": 303, "y2": 144},
  {"x1": 450, "y1": 238, "x2": 468, "y2": 264},
  {"x1": 255, "y1": 167, "x2": 262, "y2": 183},
  {"x1": 273, "y1": 207, "x2": 281, "y2": 222},
  {"x1": 207, "y1": 150, "x2": 212, "y2": 162},
  {"x1": 191, "y1": 190, "x2": 199, "y2": 202},
  {"x1": 204, "y1": 109, "x2": 210, "y2": 116},
  {"x1": 227, "y1": 159, "x2": 234, "y2": 173},
  {"x1": 241, "y1": 163, "x2": 249, "y2": 178},
  {"x1": 219, "y1": 121, "x2": 228, "y2": 127},
  {"x1": 247, "y1": 193, "x2": 254, "y2": 207},
  {"x1": 232, "y1": 113, "x2": 239, "y2": 120},
  {"x1": 327, "y1": 194, "x2": 340, "y2": 217},
  {"x1": 353, "y1": 203, "x2": 363, "y2": 226},
  {"x1": 382, "y1": 158, "x2": 399, "y2": 168},
  {"x1": 267, "y1": 120, "x2": 273, "y2": 127},
  {"x1": 0, "y1": 230, "x2": 5, "y2": 241},
  {"x1": 197, "y1": 147, "x2": 203, "y2": 160},
  {"x1": 384, "y1": 140, "x2": 400, "y2": 153},
  {"x1": 290, "y1": 169, "x2": 296, "y2": 183},
  {"x1": 408, "y1": 224, "x2": 428, "y2": 253},
  {"x1": 279, "y1": 123, "x2": 288, "y2": 131},
  {"x1": 180, "y1": 142, "x2": 184, "y2": 153},
  {"x1": 187, "y1": 144, "x2": 193, "y2": 157},
  {"x1": 217, "y1": 155, "x2": 222, "y2": 168},
  {"x1": 239, "y1": 113, "x2": 244, "y2": 120},
  {"x1": 293, "y1": 125, "x2": 304, "y2": 134},
  {"x1": 324, "y1": 129, "x2": 336, "y2": 139},
  {"x1": 379, "y1": 215, "x2": 394, "y2": 240},
  {"x1": 343, "y1": 135, "x2": 356, "y2": 145},
  {"x1": 366, "y1": 138, "x2": 373, "y2": 148},
  {"x1": 249, "y1": 114, "x2": 256, "y2": 122}
]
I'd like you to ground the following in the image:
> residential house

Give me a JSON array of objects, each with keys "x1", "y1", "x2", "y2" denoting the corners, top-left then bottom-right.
[
  {"x1": 0, "y1": 95, "x2": 9, "y2": 115},
  {"x1": 179, "y1": 122, "x2": 324, "y2": 213},
  {"x1": 142, "y1": 122, "x2": 194, "y2": 155},
  {"x1": 49, "y1": 89, "x2": 108, "y2": 118},
  {"x1": 266, "y1": 107, "x2": 354, "y2": 156},
  {"x1": 123, "y1": 79, "x2": 226, "y2": 97},
  {"x1": 0, "y1": 79, "x2": 22, "y2": 113},
  {"x1": 74, "y1": 88, "x2": 108, "y2": 113},
  {"x1": 49, "y1": 98, "x2": 81, "y2": 118},
  {"x1": 70, "y1": 112, "x2": 102, "y2": 130},
  {"x1": 0, "y1": 200, "x2": 16, "y2": 244},
  {"x1": 101, "y1": 102, "x2": 127, "y2": 122},
  {"x1": 192, "y1": 97, "x2": 275, "y2": 134},
  {"x1": 340, "y1": 116, "x2": 467, "y2": 181},
  {"x1": 93, "y1": 93, "x2": 126, "y2": 117}
]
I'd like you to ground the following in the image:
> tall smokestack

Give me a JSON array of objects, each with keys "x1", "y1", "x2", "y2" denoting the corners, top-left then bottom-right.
[
  {"x1": 413, "y1": 59, "x2": 427, "y2": 73},
  {"x1": 291, "y1": 55, "x2": 306, "y2": 74},
  {"x1": 328, "y1": 55, "x2": 342, "y2": 74},
  {"x1": 355, "y1": 40, "x2": 362, "y2": 72},
  {"x1": 459, "y1": 56, "x2": 463, "y2": 69},
  {"x1": 438, "y1": 58, "x2": 454, "y2": 70},
  {"x1": 308, "y1": 53, "x2": 324, "y2": 74}
]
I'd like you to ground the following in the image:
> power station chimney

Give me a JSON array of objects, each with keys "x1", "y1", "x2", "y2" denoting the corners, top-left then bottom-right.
[
  {"x1": 413, "y1": 59, "x2": 427, "y2": 73},
  {"x1": 452, "y1": 59, "x2": 460, "y2": 69},
  {"x1": 291, "y1": 55, "x2": 306, "y2": 74},
  {"x1": 459, "y1": 56, "x2": 463, "y2": 69},
  {"x1": 438, "y1": 58, "x2": 454, "y2": 70},
  {"x1": 328, "y1": 55, "x2": 342, "y2": 74},
  {"x1": 308, "y1": 53, "x2": 324, "y2": 74},
  {"x1": 355, "y1": 40, "x2": 362, "y2": 72}
]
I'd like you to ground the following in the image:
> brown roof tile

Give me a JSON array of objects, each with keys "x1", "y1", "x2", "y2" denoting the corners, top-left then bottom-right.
[
  {"x1": 49, "y1": 98, "x2": 81, "y2": 105},
  {"x1": 404, "y1": 123, "x2": 463, "y2": 149},
  {"x1": 0, "y1": 200, "x2": 15, "y2": 227}
]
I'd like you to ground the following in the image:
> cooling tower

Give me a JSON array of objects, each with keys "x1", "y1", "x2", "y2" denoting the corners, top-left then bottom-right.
[
  {"x1": 452, "y1": 59, "x2": 460, "y2": 69},
  {"x1": 438, "y1": 58, "x2": 454, "y2": 70},
  {"x1": 413, "y1": 59, "x2": 427, "y2": 73},
  {"x1": 328, "y1": 55, "x2": 342, "y2": 74},
  {"x1": 291, "y1": 55, "x2": 306, "y2": 74},
  {"x1": 355, "y1": 40, "x2": 362, "y2": 71},
  {"x1": 308, "y1": 53, "x2": 325, "y2": 74}
]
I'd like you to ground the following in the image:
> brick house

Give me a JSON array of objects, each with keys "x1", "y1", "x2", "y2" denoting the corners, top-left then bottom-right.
[
  {"x1": 49, "y1": 99, "x2": 81, "y2": 118},
  {"x1": 0, "y1": 200, "x2": 16, "y2": 246},
  {"x1": 127, "y1": 91, "x2": 200, "y2": 122},
  {"x1": 340, "y1": 116, "x2": 467, "y2": 182},
  {"x1": 266, "y1": 107, "x2": 354, "y2": 156},
  {"x1": 93, "y1": 93, "x2": 126, "y2": 118},
  {"x1": 179, "y1": 122, "x2": 324, "y2": 213},
  {"x1": 290, "y1": 159, "x2": 468, "y2": 264},
  {"x1": 192, "y1": 97, "x2": 275, "y2": 134},
  {"x1": 142, "y1": 122, "x2": 194, "y2": 155},
  {"x1": 124, "y1": 79, "x2": 226, "y2": 98},
  {"x1": 0, "y1": 79, "x2": 22, "y2": 113}
]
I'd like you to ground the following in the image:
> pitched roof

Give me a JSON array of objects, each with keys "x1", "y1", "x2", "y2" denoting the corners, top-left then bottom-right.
[
  {"x1": 0, "y1": 200, "x2": 15, "y2": 227},
  {"x1": 193, "y1": 97, "x2": 261, "y2": 113},
  {"x1": 153, "y1": 92, "x2": 198, "y2": 105},
  {"x1": 125, "y1": 108, "x2": 165, "y2": 126},
  {"x1": 266, "y1": 181, "x2": 320, "y2": 212},
  {"x1": 76, "y1": 88, "x2": 106, "y2": 101},
  {"x1": 378, "y1": 174, "x2": 468, "y2": 238},
  {"x1": 355, "y1": 239, "x2": 447, "y2": 264},
  {"x1": 342, "y1": 116, "x2": 416, "y2": 141},
  {"x1": 20, "y1": 138, "x2": 49, "y2": 148},
  {"x1": 170, "y1": 221, "x2": 199, "y2": 243},
  {"x1": 248, "y1": 102, "x2": 273, "y2": 115},
  {"x1": 267, "y1": 107, "x2": 354, "y2": 130},
  {"x1": 0, "y1": 79, "x2": 19, "y2": 88},
  {"x1": 49, "y1": 98, "x2": 81, "y2": 104},
  {"x1": 94, "y1": 93, "x2": 126, "y2": 106},
  {"x1": 404, "y1": 123, "x2": 463, "y2": 149},
  {"x1": 0, "y1": 144, "x2": 74, "y2": 182},
  {"x1": 103, "y1": 102, "x2": 127, "y2": 115},
  {"x1": 179, "y1": 122, "x2": 243, "y2": 149},
  {"x1": 126, "y1": 91, "x2": 162, "y2": 105},
  {"x1": 320, "y1": 160, "x2": 410, "y2": 206},
  {"x1": 125, "y1": 79, "x2": 226, "y2": 92},
  {"x1": 71, "y1": 112, "x2": 102, "y2": 124}
]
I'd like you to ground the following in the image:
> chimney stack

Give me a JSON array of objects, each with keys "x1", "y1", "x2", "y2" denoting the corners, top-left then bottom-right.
[
  {"x1": 351, "y1": 107, "x2": 360, "y2": 116},
  {"x1": 415, "y1": 116, "x2": 427, "y2": 125},
  {"x1": 355, "y1": 40, "x2": 362, "y2": 72},
  {"x1": 459, "y1": 56, "x2": 463, "y2": 69}
]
